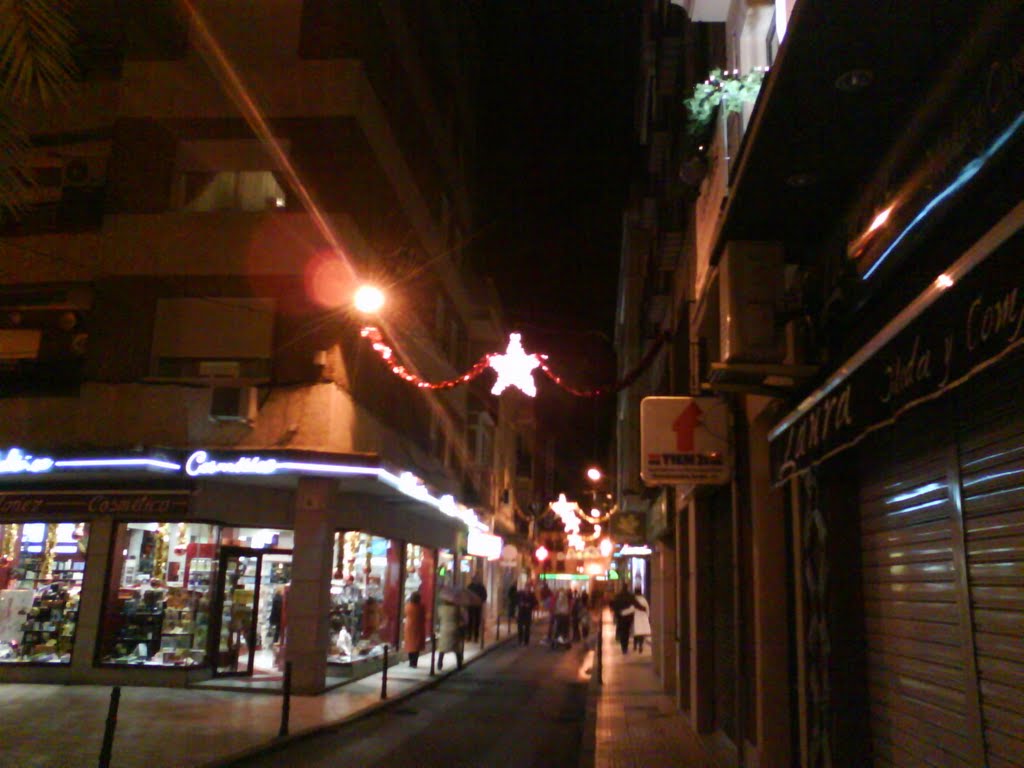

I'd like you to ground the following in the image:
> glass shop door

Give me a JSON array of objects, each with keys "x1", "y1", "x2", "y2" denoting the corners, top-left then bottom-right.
[{"x1": 212, "y1": 548, "x2": 262, "y2": 676}]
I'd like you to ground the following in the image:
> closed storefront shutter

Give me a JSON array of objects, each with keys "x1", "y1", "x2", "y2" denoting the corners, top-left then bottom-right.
[
  {"x1": 858, "y1": 402, "x2": 981, "y2": 766},
  {"x1": 955, "y1": 351, "x2": 1024, "y2": 768},
  {"x1": 857, "y1": 347, "x2": 1024, "y2": 766}
]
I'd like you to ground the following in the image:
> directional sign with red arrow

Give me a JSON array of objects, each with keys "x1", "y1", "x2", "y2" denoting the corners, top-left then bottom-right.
[
  {"x1": 640, "y1": 396, "x2": 730, "y2": 485},
  {"x1": 672, "y1": 401, "x2": 703, "y2": 452}
]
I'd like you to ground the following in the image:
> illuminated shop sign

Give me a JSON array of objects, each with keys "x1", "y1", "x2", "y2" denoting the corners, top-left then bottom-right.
[
  {"x1": 618, "y1": 545, "x2": 653, "y2": 556},
  {"x1": 0, "y1": 448, "x2": 54, "y2": 474},
  {"x1": 2, "y1": 445, "x2": 485, "y2": 531},
  {"x1": 185, "y1": 450, "x2": 278, "y2": 476},
  {"x1": 0, "y1": 448, "x2": 180, "y2": 475},
  {"x1": 466, "y1": 530, "x2": 502, "y2": 560}
]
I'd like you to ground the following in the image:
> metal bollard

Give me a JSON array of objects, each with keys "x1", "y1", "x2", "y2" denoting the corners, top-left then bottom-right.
[
  {"x1": 278, "y1": 661, "x2": 292, "y2": 737},
  {"x1": 98, "y1": 686, "x2": 121, "y2": 768},
  {"x1": 495, "y1": 612, "x2": 500, "y2": 642},
  {"x1": 381, "y1": 644, "x2": 389, "y2": 699},
  {"x1": 480, "y1": 613, "x2": 486, "y2": 647}
]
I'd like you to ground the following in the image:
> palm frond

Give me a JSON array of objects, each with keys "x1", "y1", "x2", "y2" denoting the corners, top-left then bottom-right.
[
  {"x1": 0, "y1": 106, "x2": 32, "y2": 220},
  {"x1": 0, "y1": 0, "x2": 78, "y2": 105}
]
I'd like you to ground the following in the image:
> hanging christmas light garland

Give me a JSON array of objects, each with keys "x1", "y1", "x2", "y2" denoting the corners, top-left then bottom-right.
[
  {"x1": 575, "y1": 504, "x2": 618, "y2": 525},
  {"x1": 360, "y1": 325, "x2": 670, "y2": 399}
]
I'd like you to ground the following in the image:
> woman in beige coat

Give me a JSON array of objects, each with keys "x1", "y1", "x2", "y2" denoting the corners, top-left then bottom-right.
[{"x1": 436, "y1": 596, "x2": 465, "y2": 670}]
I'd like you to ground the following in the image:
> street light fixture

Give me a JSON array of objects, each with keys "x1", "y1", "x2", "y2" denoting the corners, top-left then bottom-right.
[
  {"x1": 586, "y1": 466, "x2": 603, "y2": 483},
  {"x1": 353, "y1": 284, "x2": 385, "y2": 314}
]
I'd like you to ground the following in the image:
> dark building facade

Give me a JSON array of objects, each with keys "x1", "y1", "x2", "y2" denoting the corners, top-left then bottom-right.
[{"x1": 618, "y1": 0, "x2": 1023, "y2": 765}]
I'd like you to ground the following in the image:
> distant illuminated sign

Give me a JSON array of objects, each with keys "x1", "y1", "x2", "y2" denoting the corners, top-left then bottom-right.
[
  {"x1": 618, "y1": 545, "x2": 653, "y2": 556},
  {"x1": 467, "y1": 531, "x2": 502, "y2": 560}
]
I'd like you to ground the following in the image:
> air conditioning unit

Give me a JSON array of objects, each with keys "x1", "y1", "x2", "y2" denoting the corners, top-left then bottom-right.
[
  {"x1": 209, "y1": 386, "x2": 258, "y2": 422},
  {"x1": 719, "y1": 242, "x2": 786, "y2": 363}
]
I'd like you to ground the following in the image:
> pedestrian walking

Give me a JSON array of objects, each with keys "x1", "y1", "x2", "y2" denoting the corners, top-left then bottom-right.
[
  {"x1": 436, "y1": 593, "x2": 465, "y2": 670},
  {"x1": 466, "y1": 574, "x2": 488, "y2": 642},
  {"x1": 506, "y1": 581, "x2": 518, "y2": 627},
  {"x1": 516, "y1": 583, "x2": 539, "y2": 645},
  {"x1": 632, "y1": 587, "x2": 651, "y2": 653},
  {"x1": 403, "y1": 591, "x2": 426, "y2": 668},
  {"x1": 610, "y1": 585, "x2": 637, "y2": 654},
  {"x1": 551, "y1": 588, "x2": 571, "y2": 648},
  {"x1": 571, "y1": 590, "x2": 586, "y2": 641}
]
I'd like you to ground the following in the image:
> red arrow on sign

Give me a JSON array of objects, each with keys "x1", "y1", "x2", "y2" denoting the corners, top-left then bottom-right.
[{"x1": 672, "y1": 402, "x2": 703, "y2": 452}]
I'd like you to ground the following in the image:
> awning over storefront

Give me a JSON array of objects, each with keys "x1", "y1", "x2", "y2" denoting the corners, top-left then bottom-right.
[
  {"x1": 768, "y1": 201, "x2": 1024, "y2": 485},
  {"x1": 0, "y1": 447, "x2": 485, "y2": 537}
]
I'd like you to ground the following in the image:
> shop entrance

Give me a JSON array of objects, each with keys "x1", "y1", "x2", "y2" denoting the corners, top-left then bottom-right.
[{"x1": 212, "y1": 547, "x2": 292, "y2": 678}]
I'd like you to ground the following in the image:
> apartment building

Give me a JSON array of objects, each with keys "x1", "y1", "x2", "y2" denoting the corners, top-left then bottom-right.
[{"x1": 0, "y1": 1, "x2": 521, "y2": 696}]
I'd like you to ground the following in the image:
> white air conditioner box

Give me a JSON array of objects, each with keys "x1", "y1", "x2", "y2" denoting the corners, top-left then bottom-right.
[
  {"x1": 719, "y1": 242, "x2": 786, "y2": 364},
  {"x1": 210, "y1": 386, "x2": 258, "y2": 422}
]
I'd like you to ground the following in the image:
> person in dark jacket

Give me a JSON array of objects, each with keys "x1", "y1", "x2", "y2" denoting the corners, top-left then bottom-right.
[
  {"x1": 466, "y1": 575, "x2": 488, "y2": 642},
  {"x1": 610, "y1": 586, "x2": 637, "y2": 654},
  {"x1": 506, "y1": 582, "x2": 518, "y2": 626},
  {"x1": 516, "y1": 584, "x2": 539, "y2": 646}
]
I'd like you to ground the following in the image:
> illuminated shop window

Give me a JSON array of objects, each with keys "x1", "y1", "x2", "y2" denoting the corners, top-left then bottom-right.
[
  {"x1": 99, "y1": 523, "x2": 219, "y2": 667},
  {"x1": 327, "y1": 532, "x2": 401, "y2": 669},
  {"x1": 0, "y1": 522, "x2": 90, "y2": 664}
]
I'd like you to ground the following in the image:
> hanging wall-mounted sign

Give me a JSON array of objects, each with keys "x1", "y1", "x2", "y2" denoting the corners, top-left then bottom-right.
[{"x1": 641, "y1": 396, "x2": 731, "y2": 485}]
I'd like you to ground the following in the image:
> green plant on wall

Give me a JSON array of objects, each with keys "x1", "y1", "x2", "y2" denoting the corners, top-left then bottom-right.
[{"x1": 684, "y1": 67, "x2": 766, "y2": 137}]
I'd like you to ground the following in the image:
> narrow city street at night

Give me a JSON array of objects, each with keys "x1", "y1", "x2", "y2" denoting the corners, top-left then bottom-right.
[{"x1": 227, "y1": 634, "x2": 591, "y2": 768}]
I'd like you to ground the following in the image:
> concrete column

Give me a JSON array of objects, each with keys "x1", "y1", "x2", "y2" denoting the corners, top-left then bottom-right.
[
  {"x1": 71, "y1": 517, "x2": 114, "y2": 679},
  {"x1": 659, "y1": 540, "x2": 678, "y2": 696},
  {"x1": 749, "y1": 404, "x2": 791, "y2": 767},
  {"x1": 287, "y1": 477, "x2": 335, "y2": 694},
  {"x1": 676, "y1": 491, "x2": 690, "y2": 713},
  {"x1": 690, "y1": 498, "x2": 714, "y2": 732},
  {"x1": 652, "y1": 548, "x2": 663, "y2": 679}
]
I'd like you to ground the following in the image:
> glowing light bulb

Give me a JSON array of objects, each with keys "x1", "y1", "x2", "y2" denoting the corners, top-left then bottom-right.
[{"x1": 354, "y1": 285, "x2": 385, "y2": 314}]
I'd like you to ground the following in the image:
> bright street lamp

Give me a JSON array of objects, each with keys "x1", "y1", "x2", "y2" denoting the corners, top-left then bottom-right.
[
  {"x1": 586, "y1": 466, "x2": 603, "y2": 483},
  {"x1": 353, "y1": 284, "x2": 385, "y2": 314}
]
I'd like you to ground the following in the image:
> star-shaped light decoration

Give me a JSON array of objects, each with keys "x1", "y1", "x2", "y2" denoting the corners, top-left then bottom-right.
[
  {"x1": 489, "y1": 333, "x2": 541, "y2": 397},
  {"x1": 549, "y1": 493, "x2": 582, "y2": 534}
]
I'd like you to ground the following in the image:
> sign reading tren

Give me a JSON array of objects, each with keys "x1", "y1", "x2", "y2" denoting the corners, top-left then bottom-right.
[{"x1": 640, "y1": 397, "x2": 730, "y2": 485}]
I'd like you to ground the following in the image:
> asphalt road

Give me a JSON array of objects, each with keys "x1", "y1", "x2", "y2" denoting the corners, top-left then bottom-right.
[{"x1": 231, "y1": 635, "x2": 595, "y2": 768}]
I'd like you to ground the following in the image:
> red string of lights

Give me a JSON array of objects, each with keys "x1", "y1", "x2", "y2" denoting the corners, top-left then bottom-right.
[
  {"x1": 360, "y1": 326, "x2": 492, "y2": 389},
  {"x1": 360, "y1": 325, "x2": 671, "y2": 398}
]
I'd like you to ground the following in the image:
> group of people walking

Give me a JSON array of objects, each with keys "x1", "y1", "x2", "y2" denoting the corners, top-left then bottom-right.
[
  {"x1": 610, "y1": 585, "x2": 651, "y2": 653},
  {"x1": 403, "y1": 576, "x2": 652, "y2": 669},
  {"x1": 507, "y1": 582, "x2": 596, "y2": 648}
]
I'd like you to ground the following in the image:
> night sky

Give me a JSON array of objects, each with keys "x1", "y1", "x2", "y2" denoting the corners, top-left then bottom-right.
[{"x1": 473, "y1": 2, "x2": 640, "y2": 486}]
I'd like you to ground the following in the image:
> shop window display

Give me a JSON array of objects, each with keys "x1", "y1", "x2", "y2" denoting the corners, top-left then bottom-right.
[
  {"x1": 99, "y1": 522, "x2": 218, "y2": 666},
  {"x1": 328, "y1": 532, "x2": 400, "y2": 664},
  {"x1": 0, "y1": 522, "x2": 89, "y2": 664}
]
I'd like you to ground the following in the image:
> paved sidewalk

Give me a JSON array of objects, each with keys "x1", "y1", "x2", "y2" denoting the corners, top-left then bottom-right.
[
  {"x1": 581, "y1": 609, "x2": 721, "y2": 768},
  {"x1": 0, "y1": 625, "x2": 516, "y2": 768}
]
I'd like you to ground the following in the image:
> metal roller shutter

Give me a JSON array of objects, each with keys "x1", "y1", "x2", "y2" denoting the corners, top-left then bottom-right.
[
  {"x1": 858, "y1": 403, "x2": 981, "y2": 767},
  {"x1": 956, "y1": 351, "x2": 1024, "y2": 768}
]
